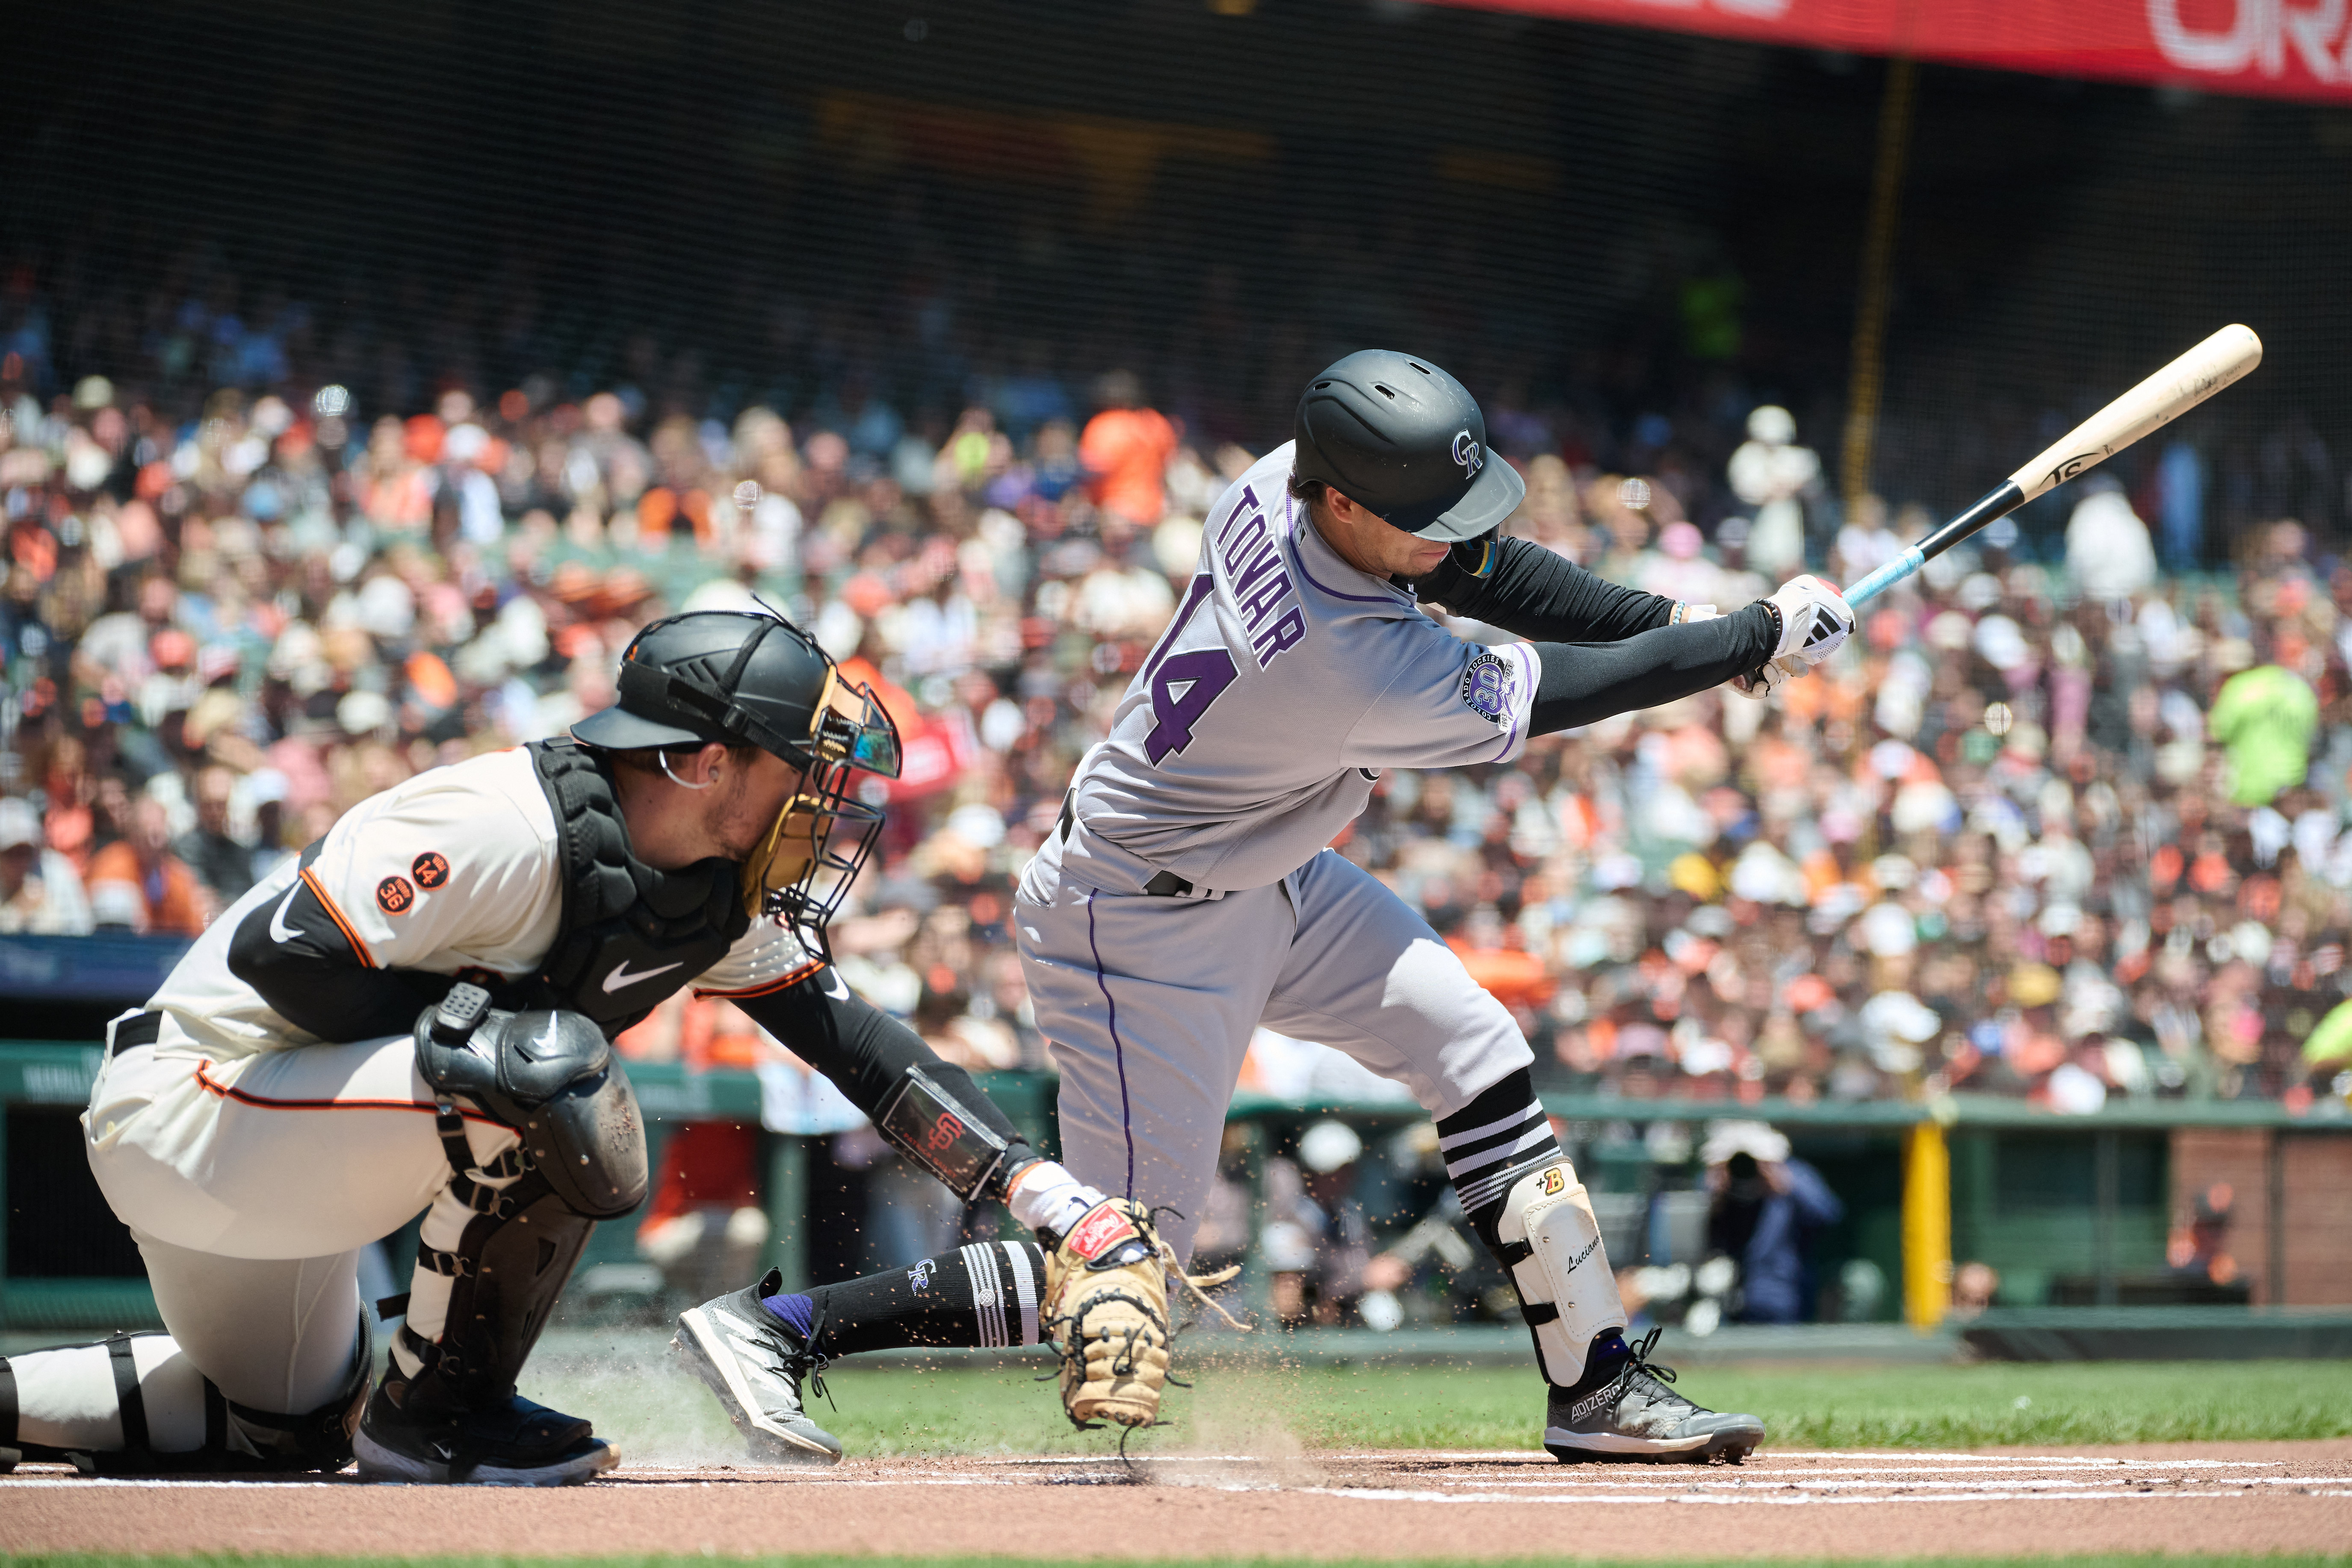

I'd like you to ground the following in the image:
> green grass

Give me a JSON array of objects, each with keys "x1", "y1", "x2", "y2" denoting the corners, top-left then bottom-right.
[
  {"x1": 8, "y1": 1558, "x2": 2352, "y2": 1568},
  {"x1": 522, "y1": 1350, "x2": 2352, "y2": 1463}
]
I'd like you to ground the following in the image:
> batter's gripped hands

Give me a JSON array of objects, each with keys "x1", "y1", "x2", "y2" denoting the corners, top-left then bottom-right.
[
  {"x1": 1727, "y1": 658, "x2": 1797, "y2": 700},
  {"x1": 1764, "y1": 574, "x2": 1856, "y2": 667},
  {"x1": 1730, "y1": 574, "x2": 1855, "y2": 699}
]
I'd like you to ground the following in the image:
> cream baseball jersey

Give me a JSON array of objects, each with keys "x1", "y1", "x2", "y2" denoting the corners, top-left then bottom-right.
[
  {"x1": 150, "y1": 747, "x2": 816, "y2": 1057},
  {"x1": 1067, "y1": 443, "x2": 1541, "y2": 891}
]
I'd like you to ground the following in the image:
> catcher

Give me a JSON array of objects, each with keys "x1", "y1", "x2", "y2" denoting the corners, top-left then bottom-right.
[{"x1": 0, "y1": 608, "x2": 1157, "y2": 1483}]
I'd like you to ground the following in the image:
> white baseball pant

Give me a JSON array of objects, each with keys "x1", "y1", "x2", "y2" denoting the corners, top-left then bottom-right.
[{"x1": 77, "y1": 1020, "x2": 518, "y2": 1420}]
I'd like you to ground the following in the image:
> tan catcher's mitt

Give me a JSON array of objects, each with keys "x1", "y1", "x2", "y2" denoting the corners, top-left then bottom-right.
[{"x1": 1042, "y1": 1197, "x2": 1174, "y2": 1429}]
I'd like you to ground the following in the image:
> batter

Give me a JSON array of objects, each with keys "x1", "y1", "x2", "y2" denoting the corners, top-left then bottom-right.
[{"x1": 1016, "y1": 351, "x2": 1853, "y2": 1460}]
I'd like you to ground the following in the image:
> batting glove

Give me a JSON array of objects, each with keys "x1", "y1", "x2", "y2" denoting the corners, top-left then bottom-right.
[{"x1": 1763, "y1": 574, "x2": 1855, "y2": 668}]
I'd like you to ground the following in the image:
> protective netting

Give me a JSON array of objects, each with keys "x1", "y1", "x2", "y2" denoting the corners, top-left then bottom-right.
[
  {"x1": 6, "y1": 1, "x2": 2352, "y2": 1329},
  {"x1": 4, "y1": 2, "x2": 2348, "y2": 552}
]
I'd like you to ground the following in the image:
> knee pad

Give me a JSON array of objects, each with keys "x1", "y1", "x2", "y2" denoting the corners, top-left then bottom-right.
[
  {"x1": 1496, "y1": 1162, "x2": 1627, "y2": 1388},
  {"x1": 0, "y1": 1320, "x2": 369, "y2": 1476},
  {"x1": 415, "y1": 984, "x2": 647, "y2": 1218}
]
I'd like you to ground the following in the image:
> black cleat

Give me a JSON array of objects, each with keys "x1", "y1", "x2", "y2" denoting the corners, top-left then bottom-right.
[
  {"x1": 355, "y1": 1377, "x2": 615, "y2": 1485},
  {"x1": 1543, "y1": 1327, "x2": 1764, "y2": 1464}
]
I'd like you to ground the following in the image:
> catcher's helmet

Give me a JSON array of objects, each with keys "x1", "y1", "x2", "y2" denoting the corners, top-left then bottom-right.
[
  {"x1": 1292, "y1": 350, "x2": 1525, "y2": 543},
  {"x1": 573, "y1": 610, "x2": 901, "y2": 946}
]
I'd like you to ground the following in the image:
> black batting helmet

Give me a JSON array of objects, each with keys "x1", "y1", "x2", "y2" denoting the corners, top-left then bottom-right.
[{"x1": 1292, "y1": 350, "x2": 1525, "y2": 543}]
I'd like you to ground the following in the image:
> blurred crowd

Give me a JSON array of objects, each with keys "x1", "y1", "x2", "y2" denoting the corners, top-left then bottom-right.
[{"x1": 6, "y1": 323, "x2": 2352, "y2": 1123}]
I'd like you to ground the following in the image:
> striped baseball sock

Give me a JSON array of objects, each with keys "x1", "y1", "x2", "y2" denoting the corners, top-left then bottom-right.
[
  {"x1": 1437, "y1": 1069, "x2": 1629, "y2": 1391},
  {"x1": 761, "y1": 1239, "x2": 1047, "y2": 1358},
  {"x1": 1438, "y1": 1069, "x2": 1566, "y2": 1237}
]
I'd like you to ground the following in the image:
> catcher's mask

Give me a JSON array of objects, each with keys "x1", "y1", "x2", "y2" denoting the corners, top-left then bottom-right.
[{"x1": 573, "y1": 610, "x2": 902, "y2": 952}]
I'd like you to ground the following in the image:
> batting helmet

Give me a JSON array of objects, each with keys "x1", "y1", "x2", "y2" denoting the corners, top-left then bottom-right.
[{"x1": 1292, "y1": 350, "x2": 1525, "y2": 543}]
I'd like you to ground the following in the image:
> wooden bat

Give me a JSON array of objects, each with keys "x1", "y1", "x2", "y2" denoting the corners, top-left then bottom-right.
[{"x1": 1839, "y1": 322, "x2": 2264, "y2": 608}]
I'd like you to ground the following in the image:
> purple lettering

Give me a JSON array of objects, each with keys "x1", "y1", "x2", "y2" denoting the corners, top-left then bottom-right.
[
  {"x1": 1238, "y1": 569, "x2": 1294, "y2": 631},
  {"x1": 1143, "y1": 648, "x2": 1241, "y2": 763},
  {"x1": 1214, "y1": 486, "x2": 1262, "y2": 545},
  {"x1": 1231, "y1": 537, "x2": 1285, "y2": 599},
  {"x1": 1250, "y1": 606, "x2": 1307, "y2": 667},
  {"x1": 1219, "y1": 512, "x2": 1269, "y2": 567},
  {"x1": 1140, "y1": 573, "x2": 1215, "y2": 682}
]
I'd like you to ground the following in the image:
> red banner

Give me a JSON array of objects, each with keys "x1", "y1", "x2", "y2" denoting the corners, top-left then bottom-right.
[{"x1": 1441, "y1": 0, "x2": 2352, "y2": 103}]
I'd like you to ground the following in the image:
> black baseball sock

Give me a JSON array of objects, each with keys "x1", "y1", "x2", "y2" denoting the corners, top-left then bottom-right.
[
  {"x1": 1437, "y1": 1069, "x2": 1629, "y2": 1394},
  {"x1": 760, "y1": 1240, "x2": 1047, "y2": 1358}
]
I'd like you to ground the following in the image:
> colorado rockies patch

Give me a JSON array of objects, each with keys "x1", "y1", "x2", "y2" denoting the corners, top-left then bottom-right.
[{"x1": 1458, "y1": 650, "x2": 1516, "y2": 725}]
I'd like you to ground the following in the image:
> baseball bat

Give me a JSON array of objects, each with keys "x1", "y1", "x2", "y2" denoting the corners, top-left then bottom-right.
[{"x1": 1838, "y1": 322, "x2": 2263, "y2": 608}]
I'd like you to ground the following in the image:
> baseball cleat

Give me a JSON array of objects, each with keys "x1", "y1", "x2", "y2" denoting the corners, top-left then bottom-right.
[
  {"x1": 1543, "y1": 1327, "x2": 1764, "y2": 1464},
  {"x1": 355, "y1": 1383, "x2": 616, "y2": 1485},
  {"x1": 673, "y1": 1268, "x2": 844, "y2": 1466}
]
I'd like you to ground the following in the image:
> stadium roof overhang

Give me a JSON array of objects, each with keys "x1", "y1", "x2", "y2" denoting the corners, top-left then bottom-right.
[{"x1": 1436, "y1": 0, "x2": 2352, "y2": 104}]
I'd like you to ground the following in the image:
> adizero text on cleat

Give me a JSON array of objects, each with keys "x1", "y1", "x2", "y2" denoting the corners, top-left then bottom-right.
[
  {"x1": 1542, "y1": 1327, "x2": 1765, "y2": 1464},
  {"x1": 673, "y1": 1268, "x2": 844, "y2": 1466}
]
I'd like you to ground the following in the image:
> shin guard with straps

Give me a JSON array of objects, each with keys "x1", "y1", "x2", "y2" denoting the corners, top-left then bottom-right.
[
  {"x1": 1496, "y1": 1162, "x2": 1628, "y2": 1389},
  {"x1": 0, "y1": 1323, "x2": 369, "y2": 1475}
]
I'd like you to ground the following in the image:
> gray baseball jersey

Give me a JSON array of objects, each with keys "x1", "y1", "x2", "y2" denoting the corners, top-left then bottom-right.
[{"x1": 1069, "y1": 442, "x2": 1542, "y2": 891}]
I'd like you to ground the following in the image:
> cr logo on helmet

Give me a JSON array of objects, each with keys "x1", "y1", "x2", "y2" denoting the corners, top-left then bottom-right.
[{"x1": 1451, "y1": 430, "x2": 1483, "y2": 475}]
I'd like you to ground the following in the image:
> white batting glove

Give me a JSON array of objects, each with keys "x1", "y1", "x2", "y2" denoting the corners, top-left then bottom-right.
[{"x1": 1764, "y1": 574, "x2": 1855, "y2": 667}]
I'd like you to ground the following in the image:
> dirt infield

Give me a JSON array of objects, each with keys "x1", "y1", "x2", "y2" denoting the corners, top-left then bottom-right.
[{"x1": 5, "y1": 1440, "x2": 2349, "y2": 1559}]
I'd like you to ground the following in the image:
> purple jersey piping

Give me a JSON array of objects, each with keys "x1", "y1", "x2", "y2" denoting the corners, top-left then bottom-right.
[{"x1": 1083, "y1": 889, "x2": 1137, "y2": 1198}]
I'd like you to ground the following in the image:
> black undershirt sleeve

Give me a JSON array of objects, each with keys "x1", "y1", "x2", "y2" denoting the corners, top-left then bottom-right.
[
  {"x1": 226, "y1": 865, "x2": 455, "y2": 1041},
  {"x1": 1528, "y1": 602, "x2": 1777, "y2": 736},
  {"x1": 733, "y1": 968, "x2": 1027, "y2": 1151},
  {"x1": 1415, "y1": 535, "x2": 1679, "y2": 643}
]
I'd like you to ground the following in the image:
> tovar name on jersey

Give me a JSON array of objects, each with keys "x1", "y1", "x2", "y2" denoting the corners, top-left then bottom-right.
[{"x1": 1064, "y1": 443, "x2": 1540, "y2": 894}]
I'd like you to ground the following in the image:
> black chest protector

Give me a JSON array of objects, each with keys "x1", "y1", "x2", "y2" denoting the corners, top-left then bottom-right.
[{"x1": 529, "y1": 739, "x2": 751, "y2": 1037}]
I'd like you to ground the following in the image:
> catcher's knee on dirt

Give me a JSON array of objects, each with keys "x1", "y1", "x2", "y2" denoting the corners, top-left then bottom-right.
[
  {"x1": 0, "y1": 1322, "x2": 370, "y2": 1474},
  {"x1": 392, "y1": 987, "x2": 646, "y2": 1406},
  {"x1": 1497, "y1": 1163, "x2": 1629, "y2": 1389},
  {"x1": 1042, "y1": 1199, "x2": 1173, "y2": 1430}
]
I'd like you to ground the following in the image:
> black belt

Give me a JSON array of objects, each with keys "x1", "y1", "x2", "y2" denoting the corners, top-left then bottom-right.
[
  {"x1": 109, "y1": 1011, "x2": 164, "y2": 1057},
  {"x1": 1057, "y1": 791, "x2": 1198, "y2": 898}
]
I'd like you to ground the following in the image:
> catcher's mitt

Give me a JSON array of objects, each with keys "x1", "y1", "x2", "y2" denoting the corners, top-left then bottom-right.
[{"x1": 1042, "y1": 1198, "x2": 1173, "y2": 1429}]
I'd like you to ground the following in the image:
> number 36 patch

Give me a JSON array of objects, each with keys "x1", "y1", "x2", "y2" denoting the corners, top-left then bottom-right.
[{"x1": 1459, "y1": 650, "x2": 1517, "y2": 725}]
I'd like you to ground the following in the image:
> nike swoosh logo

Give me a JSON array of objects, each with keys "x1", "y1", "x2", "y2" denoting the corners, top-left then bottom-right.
[
  {"x1": 601, "y1": 960, "x2": 683, "y2": 994},
  {"x1": 268, "y1": 886, "x2": 301, "y2": 944},
  {"x1": 818, "y1": 969, "x2": 849, "y2": 1001}
]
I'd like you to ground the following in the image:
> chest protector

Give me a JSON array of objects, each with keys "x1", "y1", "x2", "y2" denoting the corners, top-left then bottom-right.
[{"x1": 529, "y1": 739, "x2": 750, "y2": 1036}]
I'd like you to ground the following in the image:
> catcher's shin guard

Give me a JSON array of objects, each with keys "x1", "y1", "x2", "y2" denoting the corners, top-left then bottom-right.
[
  {"x1": 360, "y1": 1001, "x2": 638, "y2": 1484},
  {"x1": 0, "y1": 1322, "x2": 369, "y2": 1475},
  {"x1": 1496, "y1": 1162, "x2": 1628, "y2": 1389},
  {"x1": 360, "y1": 1160, "x2": 610, "y2": 1483}
]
